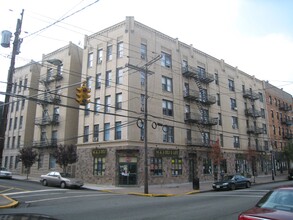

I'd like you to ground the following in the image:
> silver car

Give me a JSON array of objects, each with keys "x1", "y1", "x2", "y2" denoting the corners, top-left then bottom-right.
[
  {"x1": 40, "y1": 171, "x2": 84, "y2": 188},
  {"x1": 0, "y1": 167, "x2": 12, "y2": 179}
]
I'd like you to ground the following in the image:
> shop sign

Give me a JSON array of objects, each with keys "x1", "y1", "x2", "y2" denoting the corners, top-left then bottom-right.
[
  {"x1": 154, "y1": 149, "x2": 179, "y2": 158},
  {"x1": 119, "y1": 156, "x2": 137, "y2": 163},
  {"x1": 92, "y1": 148, "x2": 107, "y2": 157}
]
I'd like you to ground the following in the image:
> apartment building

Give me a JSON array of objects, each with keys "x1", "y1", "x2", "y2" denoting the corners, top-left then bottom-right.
[
  {"x1": 74, "y1": 17, "x2": 272, "y2": 186},
  {"x1": 30, "y1": 42, "x2": 83, "y2": 176},
  {"x1": 264, "y1": 82, "x2": 293, "y2": 173},
  {"x1": 2, "y1": 61, "x2": 41, "y2": 173}
]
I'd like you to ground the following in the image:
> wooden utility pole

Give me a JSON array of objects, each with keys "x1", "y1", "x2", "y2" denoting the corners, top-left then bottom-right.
[{"x1": 0, "y1": 10, "x2": 24, "y2": 166}]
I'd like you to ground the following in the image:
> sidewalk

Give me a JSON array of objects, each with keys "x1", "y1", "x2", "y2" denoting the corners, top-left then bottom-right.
[{"x1": 0, "y1": 174, "x2": 289, "y2": 208}]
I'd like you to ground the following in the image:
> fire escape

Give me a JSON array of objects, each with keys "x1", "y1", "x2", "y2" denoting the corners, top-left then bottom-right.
[
  {"x1": 243, "y1": 89, "x2": 264, "y2": 152},
  {"x1": 279, "y1": 103, "x2": 293, "y2": 140},
  {"x1": 182, "y1": 64, "x2": 217, "y2": 148},
  {"x1": 33, "y1": 64, "x2": 63, "y2": 148}
]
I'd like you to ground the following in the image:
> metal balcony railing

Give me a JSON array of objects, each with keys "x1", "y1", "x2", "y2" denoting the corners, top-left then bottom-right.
[
  {"x1": 182, "y1": 65, "x2": 214, "y2": 83},
  {"x1": 247, "y1": 126, "x2": 264, "y2": 135},
  {"x1": 185, "y1": 113, "x2": 218, "y2": 126},
  {"x1": 243, "y1": 89, "x2": 260, "y2": 100},
  {"x1": 245, "y1": 108, "x2": 261, "y2": 118}
]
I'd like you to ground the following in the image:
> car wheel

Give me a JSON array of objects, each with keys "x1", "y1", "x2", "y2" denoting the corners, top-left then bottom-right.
[
  {"x1": 43, "y1": 179, "x2": 48, "y2": 186},
  {"x1": 246, "y1": 182, "x2": 251, "y2": 188},
  {"x1": 230, "y1": 184, "x2": 236, "y2": 190},
  {"x1": 60, "y1": 182, "x2": 66, "y2": 189}
]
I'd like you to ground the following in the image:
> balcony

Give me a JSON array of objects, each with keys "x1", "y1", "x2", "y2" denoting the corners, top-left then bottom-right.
[
  {"x1": 183, "y1": 89, "x2": 216, "y2": 105},
  {"x1": 281, "y1": 118, "x2": 293, "y2": 126},
  {"x1": 243, "y1": 89, "x2": 260, "y2": 100},
  {"x1": 186, "y1": 138, "x2": 216, "y2": 147},
  {"x1": 185, "y1": 112, "x2": 218, "y2": 126},
  {"x1": 247, "y1": 126, "x2": 264, "y2": 135},
  {"x1": 33, "y1": 139, "x2": 58, "y2": 148},
  {"x1": 182, "y1": 65, "x2": 214, "y2": 84},
  {"x1": 245, "y1": 108, "x2": 261, "y2": 118},
  {"x1": 40, "y1": 74, "x2": 63, "y2": 85},
  {"x1": 35, "y1": 114, "x2": 59, "y2": 126},
  {"x1": 279, "y1": 104, "x2": 292, "y2": 112},
  {"x1": 37, "y1": 94, "x2": 61, "y2": 105}
]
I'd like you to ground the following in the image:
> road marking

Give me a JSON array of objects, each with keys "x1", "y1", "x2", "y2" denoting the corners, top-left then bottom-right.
[
  {"x1": 25, "y1": 193, "x2": 122, "y2": 203},
  {"x1": 196, "y1": 194, "x2": 264, "y2": 198},
  {"x1": 4, "y1": 189, "x2": 67, "y2": 196}
]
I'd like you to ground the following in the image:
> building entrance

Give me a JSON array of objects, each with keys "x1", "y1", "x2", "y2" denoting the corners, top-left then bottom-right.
[{"x1": 118, "y1": 156, "x2": 137, "y2": 185}]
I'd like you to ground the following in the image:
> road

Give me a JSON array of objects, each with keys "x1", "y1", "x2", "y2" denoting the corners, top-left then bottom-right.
[{"x1": 1, "y1": 179, "x2": 293, "y2": 220}]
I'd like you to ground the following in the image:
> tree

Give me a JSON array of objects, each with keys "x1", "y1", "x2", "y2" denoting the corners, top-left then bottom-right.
[
  {"x1": 210, "y1": 139, "x2": 223, "y2": 180},
  {"x1": 18, "y1": 147, "x2": 38, "y2": 179},
  {"x1": 283, "y1": 141, "x2": 293, "y2": 170},
  {"x1": 54, "y1": 144, "x2": 78, "y2": 174}
]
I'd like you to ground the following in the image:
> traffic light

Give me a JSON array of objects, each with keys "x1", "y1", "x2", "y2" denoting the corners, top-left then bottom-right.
[{"x1": 76, "y1": 83, "x2": 91, "y2": 106}]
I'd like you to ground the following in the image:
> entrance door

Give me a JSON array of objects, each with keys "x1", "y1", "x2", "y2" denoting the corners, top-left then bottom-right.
[{"x1": 119, "y1": 163, "x2": 137, "y2": 185}]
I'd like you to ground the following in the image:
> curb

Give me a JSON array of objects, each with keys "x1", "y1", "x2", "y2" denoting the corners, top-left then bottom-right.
[{"x1": 0, "y1": 194, "x2": 19, "y2": 209}]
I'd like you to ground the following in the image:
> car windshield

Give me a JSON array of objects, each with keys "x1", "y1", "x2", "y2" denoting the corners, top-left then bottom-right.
[
  {"x1": 256, "y1": 189, "x2": 293, "y2": 212},
  {"x1": 223, "y1": 175, "x2": 233, "y2": 181}
]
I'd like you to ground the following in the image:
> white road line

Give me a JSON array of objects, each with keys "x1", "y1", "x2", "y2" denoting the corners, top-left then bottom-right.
[
  {"x1": 4, "y1": 189, "x2": 67, "y2": 196},
  {"x1": 25, "y1": 193, "x2": 122, "y2": 203}
]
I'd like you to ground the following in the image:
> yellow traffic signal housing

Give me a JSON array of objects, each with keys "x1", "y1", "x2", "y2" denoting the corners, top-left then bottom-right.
[{"x1": 75, "y1": 84, "x2": 91, "y2": 106}]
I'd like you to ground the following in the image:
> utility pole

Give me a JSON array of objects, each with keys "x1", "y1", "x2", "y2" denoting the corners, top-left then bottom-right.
[
  {"x1": 126, "y1": 55, "x2": 161, "y2": 194},
  {"x1": 0, "y1": 10, "x2": 24, "y2": 166}
]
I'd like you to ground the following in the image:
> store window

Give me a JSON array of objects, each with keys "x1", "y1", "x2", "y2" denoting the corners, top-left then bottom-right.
[
  {"x1": 171, "y1": 158, "x2": 182, "y2": 176},
  {"x1": 93, "y1": 157, "x2": 105, "y2": 176},
  {"x1": 203, "y1": 158, "x2": 212, "y2": 174},
  {"x1": 150, "y1": 157, "x2": 163, "y2": 176}
]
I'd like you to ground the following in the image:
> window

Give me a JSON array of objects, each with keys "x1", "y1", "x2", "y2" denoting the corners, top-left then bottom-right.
[
  {"x1": 150, "y1": 157, "x2": 163, "y2": 176},
  {"x1": 83, "y1": 126, "x2": 89, "y2": 143},
  {"x1": 49, "y1": 154, "x2": 56, "y2": 169},
  {"x1": 271, "y1": 110, "x2": 274, "y2": 119},
  {"x1": 14, "y1": 117, "x2": 18, "y2": 130},
  {"x1": 217, "y1": 93, "x2": 221, "y2": 106},
  {"x1": 186, "y1": 129, "x2": 191, "y2": 143},
  {"x1": 215, "y1": 72, "x2": 219, "y2": 85},
  {"x1": 163, "y1": 126, "x2": 174, "y2": 143},
  {"x1": 140, "y1": 43, "x2": 147, "y2": 60},
  {"x1": 52, "y1": 130, "x2": 58, "y2": 146},
  {"x1": 273, "y1": 125, "x2": 276, "y2": 135},
  {"x1": 161, "y1": 52, "x2": 172, "y2": 68},
  {"x1": 106, "y1": 45, "x2": 112, "y2": 61},
  {"x1": 93, "y1": 157, "x2": 105, "y2": 176},
  {"x1": 115, "y1": 121, "x2": 122, "y2": 140},
  {"x1": 264, "y1": 141, "x2": 269, "y2": 151},
  {"x1": 104, "y1": 123, "x2": 110, "y2": 141},
  {"x1": 261, "y1": 108, "x2": 265, "y2": 118},
  {"x1": 116, "y1": 93, "x2": 122, "y2": 110},
  {"x1": 234, "y1": 136, "x2": 240, "y2": 148},
  {"x1": 21, "y1": 99, "x2": 25, "y2": 109},
  {"x1": 220, "y1": 134, "x2": 224, "y2": 147},
  {"x1": 162, "y1": 76, "x2": 172, "y2": 92},
  {"x1": 263, "y1": 124, "x2": 267, "y2": 134},
  {"x1": 230, "y1": 98, "x2": 237, "y2": 110},
  {"x1": 6, "y1": 137, "x2": 10, "y2": 149},
  {"x1": 106, "y1": 70, "x2": 111, "y2": 87},
  {"x1": 269, "y1": 96, "x2": 272, "y2": 104},
  {"x1": 97, "y1": 49, "x2": 103, "y2": 64},
  {"x1": 85, "y1": 103, "x2": 90, "y2": 116},
  {"x1": 117, "y1": 42, "x2": 123, "y2": 58},
  {"x1": 218, "y1": 113, "x2": 222, "y2": 125},
  {"x1": 228, "y1": 79, "x2": 235, "y2": 91},
  {"x1": 88, "y1": 52, "x2": 93, "y2": 68},
  {"x1": 24, "y1": 78, "x2": 28, "y2": 90},
  {"x1": 93, "y1": 124, "x2": 99, "y2": 142},
  {"x1": 203, "y1": 158, "x2": 212, "y2": 174},
  {"x1": 96, "y1": 74, "x2": 101, "y2": 89},
  {"x1": 95, "y1": 98, "x2": 100, "y2": 114},
  {"x1": 171, "y1": 158, "x2": 182, "y2": 176},
  {"x1": 232, "y1": 116, "x2": 238, "y2": 129},
  {"x1": 19, "y1": 116, "x2": 23, "y2": 129},
  {"x1": 259, "y1": 92, "x2": 263, "y2": 102},
  {"x1": 116, "y1": 68, "x2": 123, "y2": 85},
  {"x1": 162, "y1": 99, "x2": 173, "y2": 116},
  {"x1": 202, "y1": 132, "x2": 210, "y2": 145},
  {"x1": 197, "y1": 66, "x2": 206, "y2": 78},
  {"x1": 140, "y1": 71, "x2": 145, "y2": 85},
  {"x1": 17, "y1": 136, "x2": 21, "y2": 148},
  {"x1": 57, "y1": 64, "x2": 63, "y2": 76},
  {"x1": 105, "y1": 95, "x2": 111, "y2": 113},
  {"x1": 9, "y1": 118, "x2": 12, "y2": 130},
  {"x1": 16, "y1": 100, "x2": 19, "y2": 111},
  {"x1": 141, "y1": 94, "x2": 145, "y2": 112},
  {"x1": 12, "y1": 136, "x2": 15, "y2": 148}
]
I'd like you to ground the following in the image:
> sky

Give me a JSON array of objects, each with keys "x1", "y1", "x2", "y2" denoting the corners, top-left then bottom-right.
[{"x1": 0, "y1": 0, "x2": 293, "y2": 101}]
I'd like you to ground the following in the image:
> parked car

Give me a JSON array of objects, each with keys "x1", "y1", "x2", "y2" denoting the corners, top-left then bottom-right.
[
  {"x1": 0, "y1": 167, "x2": 12, "y2": 179},
  {"x1": 238, "y1": 187, "x2": 293, "y2": 220},
  {"x1": 40, "y1": 171, "x2": 84, "y2": 188},
  {"x1": 212, "y1": 174, "x2": 251, "y2": 190},
  {"x1": 288, "y1": 169, "x2": 293, "y2": 180}
]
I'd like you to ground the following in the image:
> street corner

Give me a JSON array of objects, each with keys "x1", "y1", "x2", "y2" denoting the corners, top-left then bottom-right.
[{"x1": 0, "y1": 194, "x2": 19, "y2": 209}]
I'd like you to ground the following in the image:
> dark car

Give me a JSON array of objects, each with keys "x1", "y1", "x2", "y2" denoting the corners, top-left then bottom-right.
[
  {"x1": 288, "y1": 169, "x2": 293, "y2": 180},
  {"x1": 212, "y1": 174, "x2": 251, "y2": 190},
  {"x1": 238, "y1": 187, "x2": 293, "y2": 220}
]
